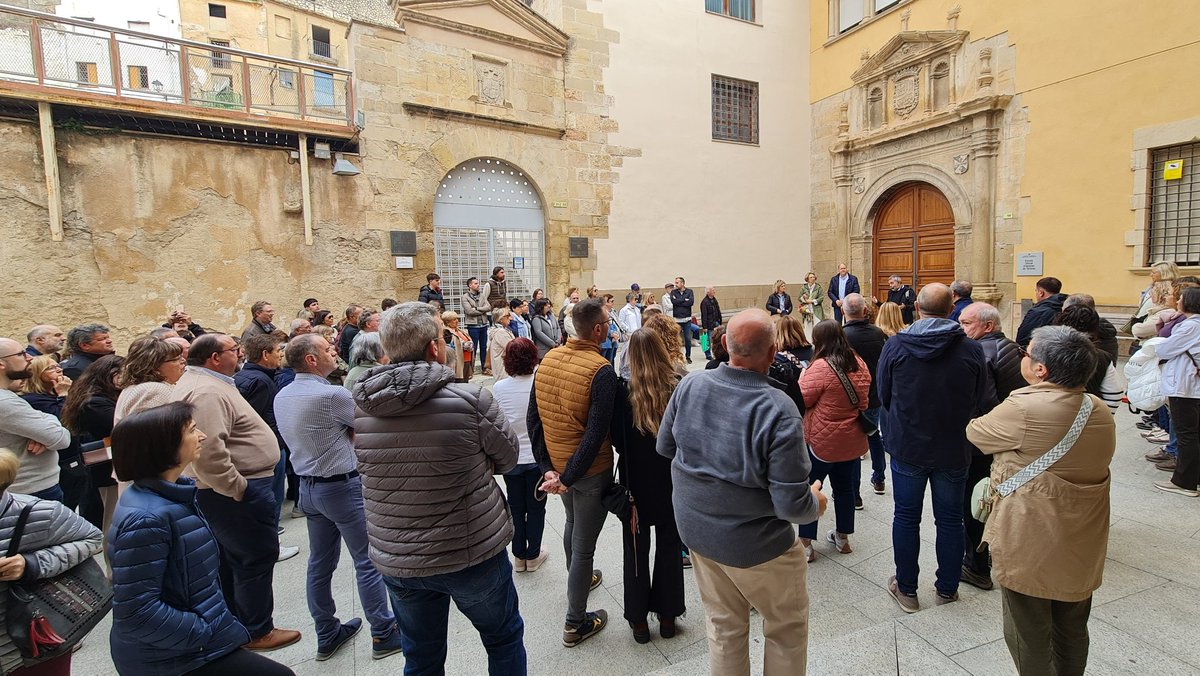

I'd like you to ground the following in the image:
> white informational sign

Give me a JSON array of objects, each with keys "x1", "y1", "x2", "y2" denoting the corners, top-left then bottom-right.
[
  {"x1": 394, "y1": 256, "x2": 414, "y2": 269},
  {"x1": 1016, "y1": 252, "x2": 1043, "y2": 277},
  {"x1": 513, "y1": 256, "x2": 524, "y2": 270}
]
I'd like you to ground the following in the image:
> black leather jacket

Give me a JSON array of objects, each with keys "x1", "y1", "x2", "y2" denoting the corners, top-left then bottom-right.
[{"x1": 978, "y1": 331, "x2": 1026, "y2": 404}]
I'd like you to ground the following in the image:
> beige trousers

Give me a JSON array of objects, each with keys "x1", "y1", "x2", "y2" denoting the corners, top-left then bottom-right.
[{"x1": 690, "y1": 539, "x2": 810, "y2": 676}]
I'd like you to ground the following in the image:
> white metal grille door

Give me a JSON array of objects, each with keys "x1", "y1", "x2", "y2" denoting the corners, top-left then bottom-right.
[{"x1": 432, "y1": 158, "x2": 546, "y2": 313}]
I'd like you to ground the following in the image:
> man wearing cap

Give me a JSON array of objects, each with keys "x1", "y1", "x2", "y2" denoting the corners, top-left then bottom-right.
[{"x1": 630, "y1": 284, "x2": 643, "y2": 311}]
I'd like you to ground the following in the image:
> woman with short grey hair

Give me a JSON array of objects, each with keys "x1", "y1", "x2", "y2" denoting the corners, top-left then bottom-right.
[
  {"x1": 966, "y1": 324, "x2": 1115, "y2": 676},
  {"x1": 345, "y1": 332, "x2": 390, "y2": 391}
]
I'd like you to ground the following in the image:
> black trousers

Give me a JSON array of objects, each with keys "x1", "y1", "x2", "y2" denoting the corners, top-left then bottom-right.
[
  {"x1": 1170, "y1": 396, "x2": 1200, "y2": 490},
  {"x1": 184, "y1": 649, "x2": 294, "y2": 676},
  {"x1": 196, "y1": 478, "x2": 279, "y2": 639},
  {"x1": 621, "y1": 516, "x2": 685, "y2": 624},
  {"x1": 963, "y1": 450, "x2": 993, "y2": 575}
]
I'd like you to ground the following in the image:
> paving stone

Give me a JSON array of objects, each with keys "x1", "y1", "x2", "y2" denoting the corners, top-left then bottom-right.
[
  {"x1": 895, "y1": 623, "x2": 970, "y2": 675},
  {"x1": 1092, "y1": 582, "x2": 1200, "y2": 670}
]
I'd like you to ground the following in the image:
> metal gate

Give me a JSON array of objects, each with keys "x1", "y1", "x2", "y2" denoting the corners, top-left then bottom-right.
[{"x1": 433, "y1": 158, "x2": 545, "y2": 313}]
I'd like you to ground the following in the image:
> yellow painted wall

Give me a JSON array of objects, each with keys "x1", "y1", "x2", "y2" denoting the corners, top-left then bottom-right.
[
  {"x1": 180, "y1": 0, "x2": 350, "y2": 66},
  {"x1": 809, "y1": 0, "x2": 1200, "y2": 307}
]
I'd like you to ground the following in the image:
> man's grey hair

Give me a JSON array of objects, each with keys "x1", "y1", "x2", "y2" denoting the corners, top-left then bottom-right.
[
  {"x1": 348, "y1": 331, "x2": 385, "y2": 367},
  {"x1": 1063, "y1": 293, "x2": 1096, "y2": 310},
  {"x1": 626, "y1": 292, "x2": 637, "y2": 303},
  {"x1": 380, "y1": 302, "x2": 438, "y2": 362},
  {"x1": 286, "y1": 334, "x2": 328, "y2": 373},
  {"x1": 67, "y1": 323, "x2": 109, "y2": 351},
  {"x1": 1029, "y1": 325, "x2": 1098, "y2": 389},
  {"x1": 843, "y1": 293, "x2": 866, "y2": 319},
  {"x1": 289, "y1": 318, "x2": 310, "y2": 332},
  {"x1": 951, "y1": 280, "x2": 973, "y2": 298},
  {"x1": 26, "y1": 325, "x2": 54, "y2": 343},
  {"x1": 705, "y1": 286, "x2": 715, "y2": 293},
  {"x1": 967, "y1": 302, "x2": 1001, "y2": 328},
  {"x1": 889, "y1": 274, "x2": 902, "y2": 283}
]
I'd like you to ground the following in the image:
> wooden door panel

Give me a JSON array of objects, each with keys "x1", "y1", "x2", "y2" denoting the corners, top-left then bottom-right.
[{"x1": 873, "y1": 183, "x2": 955, "y2": 300}]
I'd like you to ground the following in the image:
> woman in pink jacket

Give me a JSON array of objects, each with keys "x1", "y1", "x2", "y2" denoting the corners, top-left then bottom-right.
[{"x1": 798, "y1": 319, "x2": 870, "y2": 562}]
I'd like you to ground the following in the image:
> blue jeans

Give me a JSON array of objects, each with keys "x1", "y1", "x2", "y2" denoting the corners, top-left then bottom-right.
[
  {"x1": 300, "y1": 475, "x2": 397, "y2": 644},
  {"x1": 383, "y1": 551, "x2": 525, "y2": 676},
  {"x1": 502, "y1": 464, "x2": 546, "y2": 560},
  {"x1": 798, "y1": 452, "x2": 857, "y2": 540},
  {"x1": 468, "y1": 325, "x2": 488, "y2": 373},
  {"x1": 678, "y1": 321, "x2": 695, "y2": 359},
  {"x1": 30, "y1": 484, "x2": 64, "y2": 503},
  {"x1": 852, "y1": 408, "x2": 887, "y2": 496},
  {"x1": 891, "y1": 458, "x2": 968, "y2": 596}
]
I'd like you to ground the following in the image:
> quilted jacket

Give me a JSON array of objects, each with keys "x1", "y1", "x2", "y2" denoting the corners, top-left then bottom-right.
[
  {"x1": 0, "y1": 492, "x2": 102, "y2": 674},
  {"x1": 352, "y1": 361, "x2": 518, "y2": 578},
  {"x1": 108, "y1": 478, "x2": 248, "y2": 676},
  {"x1": 799, "y1": 355, "x2": 870, "y2": 463},
  {"x1": 1125, "y1": 337, "x2": 1166, "y2": 412}
]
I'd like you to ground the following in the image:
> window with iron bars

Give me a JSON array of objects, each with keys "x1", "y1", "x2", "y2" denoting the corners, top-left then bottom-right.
[
  {"x1": 711, "y1": 75, "x2": 758, "y2": 144},
  {"x1": 210, "y1": 39, "x2": 231, "y2": 69},
  {"x1": 1148, "y1": 141, "x2": 1200, "y2": 265},
  {"x1": 312, "y1": 26, "x2": 331, "y2": 58}
]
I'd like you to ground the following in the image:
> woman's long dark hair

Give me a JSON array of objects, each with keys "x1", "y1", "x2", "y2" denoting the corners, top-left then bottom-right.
[
  {"x1": 61, "y1": 354, "x2": 126, "y2": 433},
  {"x1": 532, "y1": 298, "x2": 552, "y2": 317},
  {"x1": 811, "y1": 319, "x2": 858, "y2": 373}
]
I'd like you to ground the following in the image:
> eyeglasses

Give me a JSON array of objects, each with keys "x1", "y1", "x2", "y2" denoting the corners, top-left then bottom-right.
[
  {"x1": 1017, "y1": 344, "x2": 1030, "y2": 359},
  {"x1": 0, "y1": 351, "x2": 26, "y2": 360}
]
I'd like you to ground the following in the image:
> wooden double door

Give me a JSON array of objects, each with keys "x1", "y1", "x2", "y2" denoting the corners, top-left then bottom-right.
[{"x1": 872, "y1": 183, "x2": 955, "y2": 297}]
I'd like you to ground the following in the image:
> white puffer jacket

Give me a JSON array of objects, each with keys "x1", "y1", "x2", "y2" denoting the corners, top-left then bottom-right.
[{"x1": 1125, "y1": 337, "x2": 1166, "y2": 412}]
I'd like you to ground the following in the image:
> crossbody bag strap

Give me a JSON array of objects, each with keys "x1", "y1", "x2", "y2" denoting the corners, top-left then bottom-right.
[
  {"x1": 5, "y1": 503, "x2": 34, "y2": 558},
  {"x1": 830, "y1": 363, "x2": 860, "y2": 408},
  {"x1": 995, "y1": 395, "x2": 1094, "y2": 497}
]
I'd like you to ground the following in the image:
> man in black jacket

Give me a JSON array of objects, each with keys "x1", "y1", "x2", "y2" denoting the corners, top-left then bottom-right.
[
  {"x1": 234, "y1": 334, "x2": 299, "y2": 562},
  {"x1": 670, "y1": 277, "x2": 697, "y2": 364},
  {"x1": 700, "y1": 286, "x2": 722, "y2": 361},
  {"x1": 842, "y1": 294, "x2": 889, "y2": 498},
  {"x1": 827, "y1": 263, "x2": 861, "y2": 323},
  {"x1": 1064, "y1": 293, "x2": 1119, "y2": 364},
  {"x1": 337, "y1": 305, "x2": 363, "y2": 362},
  {"x1": 60, "y1": 323, "x2": 114, "y2": 380},
  {"x1": 1016, "y1": 277, "x2": 1067, "y2": 347},
  {"x1": 957, "y1": 301, "x2": 1024, "y2": 590},
  {"x1": 884, "y1": 275, "x2": 916, "y2": 324},
  {"x1": 418, "y1": 273, "x2": 445, "y2": 310}
]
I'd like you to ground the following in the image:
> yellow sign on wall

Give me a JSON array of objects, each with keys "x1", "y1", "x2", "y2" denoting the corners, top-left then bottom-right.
[{"x1": 1164, "y1": 160, "x2": 1184, "y2": 180}]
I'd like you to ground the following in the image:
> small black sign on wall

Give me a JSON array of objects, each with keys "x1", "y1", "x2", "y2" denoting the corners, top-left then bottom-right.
[
  {"x1": 569, "y1": 237, "x2": 589, "y2": 258},
  {"x1": 390, "y1": 231, "x2": 417, "y2": 256}
]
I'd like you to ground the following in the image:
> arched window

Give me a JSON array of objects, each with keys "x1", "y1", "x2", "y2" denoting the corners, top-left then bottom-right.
[
  {"x1": 931, "y1": 62, "x2": 950, "y2": 110},
  {"x1": 867, "y1": 86, "x2": 884, "y2": 129}
]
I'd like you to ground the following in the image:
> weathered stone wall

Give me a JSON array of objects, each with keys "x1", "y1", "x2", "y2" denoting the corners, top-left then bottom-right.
[{"x1": 0, "y1": 119, "x2": 393, "y2": 348}]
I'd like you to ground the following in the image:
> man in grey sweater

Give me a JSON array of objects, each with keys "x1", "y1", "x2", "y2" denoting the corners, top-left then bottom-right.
[
  {"x1": 0, "y1": 337, "x2": 71, "y2": 500},
  {"x1": 657, "y1": 309, "x2": 826, "y2": 676}
]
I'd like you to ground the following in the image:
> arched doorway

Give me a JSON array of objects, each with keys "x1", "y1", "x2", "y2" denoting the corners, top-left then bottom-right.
[
  {"x1": 433, "y1": 158, "x2": 545, "y2": 313},
  {"x1": 872, "y1": 182, "x2": 955, "y2": 296}
]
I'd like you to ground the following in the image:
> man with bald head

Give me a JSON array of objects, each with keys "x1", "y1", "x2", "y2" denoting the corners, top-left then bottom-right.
[
  {"x1": 658, "y1": 309, "x2": 827, "y2": 675},
  {"x1": 878, "y1": 283, "x2": 992, "y2": 613},
  {"x1": 25, "y1": 325, "x2": 64, "y2": 358}
]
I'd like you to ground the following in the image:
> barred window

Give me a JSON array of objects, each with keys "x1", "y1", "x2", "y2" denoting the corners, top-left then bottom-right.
[
  {"x1": 711, "y1": 75, "x2": 758, "y2": 144},
  {"x1": 1148, "y1": 142, "x2": 1200, "y2": 265}
]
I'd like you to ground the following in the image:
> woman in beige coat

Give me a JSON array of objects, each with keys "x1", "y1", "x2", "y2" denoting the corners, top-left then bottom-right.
[{"x1": 966, "y1": 325, "x2": 1116, "y2": 676}]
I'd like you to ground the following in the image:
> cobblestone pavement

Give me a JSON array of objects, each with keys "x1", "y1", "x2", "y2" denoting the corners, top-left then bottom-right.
[{"x1": 74, "y1": 368, "x2": 1200, "y2": 674}]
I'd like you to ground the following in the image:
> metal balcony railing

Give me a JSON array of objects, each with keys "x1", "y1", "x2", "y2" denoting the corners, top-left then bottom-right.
[{"x1": 0, "y1": 5, "x2": 355, "y2": 130}]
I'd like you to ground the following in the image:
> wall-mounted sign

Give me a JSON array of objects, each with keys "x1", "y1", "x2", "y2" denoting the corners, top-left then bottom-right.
[
  {"x1": 1164, "y1": 160, "x2": 1184, "y2": 181},
  {"x1": 1016, "y1": 252, "x2": 1043, "y2": 277},
  {"x1": 552, "y1": 200, "x2": 568, "y2": 208},
  {"x1": 569, "y1": 237, "x2": 589, "y2": 258},
  {"x1": 513, "y1": 256, "x2": 524, "y2": 270},
  {"x1": 394, "y1": 256, "x2": 414, "y2": 270}
]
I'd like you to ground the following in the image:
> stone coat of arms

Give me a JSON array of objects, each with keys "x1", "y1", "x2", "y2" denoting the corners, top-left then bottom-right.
[
  {"x1": 477, "y1": 63, "x2": 506, "y2": 106},
  {"x1": 892, "y1": 66, "x2": 920, "y2": 118}
]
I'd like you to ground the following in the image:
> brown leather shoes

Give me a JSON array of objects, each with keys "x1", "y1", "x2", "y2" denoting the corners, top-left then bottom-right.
[{"x1": 244, "y1": 628, "x2": 302, "y2": 652}]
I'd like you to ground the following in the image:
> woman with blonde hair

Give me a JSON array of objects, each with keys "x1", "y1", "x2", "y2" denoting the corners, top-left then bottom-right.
[
  {"x1": 768, "y1": 315, "x2": 814, "y2": 413},
  {"x1": 442, "y1": 310, "x2": 473, "y2": 382},
  {"x1": 116, "y1": 336, "x2": 185, "y2": 422},
  {"x1": 875, "y1": 302, "x2": 907, "y2": 337},
  {"x1": 488, "y1": 307, "x2": 516, "y2": 381},
  {"x1": 635, "y1": 314, "x2": 686, "y2": 378},
  {"x1": 766, "y1": 279, "x2": 793, "y2": 316},
  {"x1": 613, "y1": 329, "x2": 685, "y2": 643},
  {"x1": 18, "y1": 356, "x2": 75, "y2": 507},
  {"x1": 799, "y1": 272, "x2": 825, "y2": 329}
]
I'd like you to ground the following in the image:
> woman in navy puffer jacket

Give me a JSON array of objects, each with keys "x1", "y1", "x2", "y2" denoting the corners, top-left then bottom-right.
[{"x1": 108, "y1": 402, "x2": 293, "y2": 676}]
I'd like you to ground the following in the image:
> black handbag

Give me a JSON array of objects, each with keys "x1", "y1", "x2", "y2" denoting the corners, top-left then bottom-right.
[
  {"x1": 831, "y1": 363, "x2": 879, "y2": 437},
  {"x1": 5, "y1": 502, "x2": 112, "y2": 662},
  {"x1": 601, "y1": 481, "x2": 634, "y2": 522}
]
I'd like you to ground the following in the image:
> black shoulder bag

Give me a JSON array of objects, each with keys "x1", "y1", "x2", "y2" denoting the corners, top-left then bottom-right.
[
  {"x1": 5, "y1": 502, "x2": 112, "y2": 662},
  {"x1": 830, "y1": 363, "x2": 880, "y2": 437}
]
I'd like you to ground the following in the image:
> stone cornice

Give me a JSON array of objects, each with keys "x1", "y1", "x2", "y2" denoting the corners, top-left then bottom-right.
[
  {"x1": 833, "y1": 94, "x2": 1011, "y2": 156},
  {"x1": 852, "y1": 30, "x2": 968, "y2": 84},
  {"x1": 393, "y1": 0, "x2": 569, "y2": 57},
  {"x1": 402, "y1": 102, "x2": 565, "y2": 138}
]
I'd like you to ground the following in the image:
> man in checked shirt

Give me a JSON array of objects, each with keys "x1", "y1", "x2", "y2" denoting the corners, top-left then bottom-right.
[{"x1": 274, "y1": 334, "x2": 403, "y2": 662}]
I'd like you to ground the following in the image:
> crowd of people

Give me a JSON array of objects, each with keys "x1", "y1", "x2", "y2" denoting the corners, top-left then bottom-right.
[{"x1": 0, "y1": 258, "x2": 1170, "y2": 676}]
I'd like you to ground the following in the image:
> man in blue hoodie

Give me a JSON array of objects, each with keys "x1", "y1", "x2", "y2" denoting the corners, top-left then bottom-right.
[{"x1": 878, "y1": 283, "x2": 994, "y2": 613}]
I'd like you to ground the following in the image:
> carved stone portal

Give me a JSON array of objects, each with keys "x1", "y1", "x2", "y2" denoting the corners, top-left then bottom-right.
[
  {"x1": 475, "y1": 60, "x2": 507, "y2": 106},
  {"x1": 892, "y1": 66, "x2": 920, "y2": 118}
]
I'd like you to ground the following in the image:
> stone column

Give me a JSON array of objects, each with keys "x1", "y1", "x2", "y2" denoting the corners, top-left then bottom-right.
[{"x1": 968, "y1": 107, "x2": 1002, "y2": 305}]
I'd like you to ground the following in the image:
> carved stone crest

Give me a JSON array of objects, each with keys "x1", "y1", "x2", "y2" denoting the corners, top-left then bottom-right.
[
  {"x1": 476, "y1": 61, "x2": 506, "y2": 106},
  {"x1": 953, "y1": 153, "x2": 970, "y2": 174},
  {"x1": 892, "y1": 66, "x2": 920, "y2": 118},
  {"x1": 853, "y1": 177, "x2": 866, "y2": 194}
]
